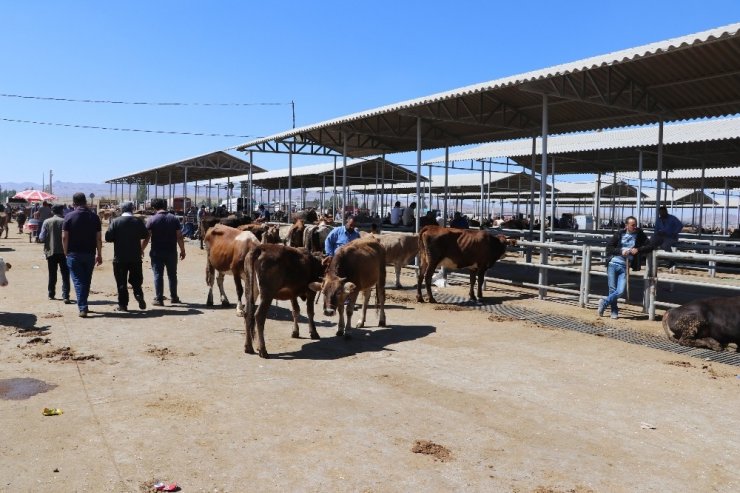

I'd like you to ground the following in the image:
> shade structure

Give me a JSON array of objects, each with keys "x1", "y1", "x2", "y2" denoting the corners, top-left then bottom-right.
[
  {"x1": 235, "y1": 23, "x2": 740, "y2": 158},
  {"x1": 248, "y1": 157, "x2": 423, "y2": 190},
  {"x1": 619, "y1": 166, "x2": 740, "y2": 189},
  {"x1": 13, "y1": 190, "x2": 57, "y2": 202},
  {"x1": 105, "y1": 151, "x2": 265, "y2": 185},
  {"x1": 386, "y1": 171, "x2": 546, "y2": 194}
]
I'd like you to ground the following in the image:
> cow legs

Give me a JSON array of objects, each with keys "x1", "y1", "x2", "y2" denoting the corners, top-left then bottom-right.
[
  {"x1": 306, "y1": 291, "x2": 319, "y2": 339},
  {"x1": 336, "y1": 304, "x2": 346, "y2": 337},
  {"x1": 477, "y1": 271, "x2": 485, "y2": 300},
  {"x1": 343, "y1": 293, "x2": 359, "y2": 338},
  {"x1": 290, "y1": 297, "x2": 301, "y2": 338},
  {"x1": 424, "y1": 263, "x2": 437, "y2": 303},
  {"x1": 206, "y1": 263, "x2": 215, "y2": 307},
  {"x1": 355, "y1": 288, "x2": 372, "y2": 328},
  {"x1": 233, "y1": 274, "x2": 244, "y2": 317},
  {"x1": 377, "y1": 281, "x2": 387, "y2": 327},
  {"x1": 416, "y1": 258, "x2": 426, "y2": 302},
  {"x1": 678, "y1": 335, "x2": 724, "y2": 352},
  {"x1": 215, "y1": 272, "x2": 230, "y2": 307},
  {"x1": 243, "y1": 293, "x2": 256, "y2": 355},
  {"x1": 254, "y1": 297, "x2": 271, "y2": 358},
  {"x1": 394, "y1": 263, "x2": 402, "y2": 289}
]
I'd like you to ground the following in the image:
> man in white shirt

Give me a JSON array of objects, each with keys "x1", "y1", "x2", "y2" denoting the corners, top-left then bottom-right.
[{"x1": 390, "y1": 201, "x2": 404, "y2": 226}]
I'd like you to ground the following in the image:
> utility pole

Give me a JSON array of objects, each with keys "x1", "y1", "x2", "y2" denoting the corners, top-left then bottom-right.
[{"x1": 49, "y1": 169, "x2": 53, "y2": 194}]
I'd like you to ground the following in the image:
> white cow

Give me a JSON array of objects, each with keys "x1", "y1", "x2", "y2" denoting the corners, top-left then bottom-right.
[
  {"x1": 0, "y1": 257, "x2": 11, "y2": 287},
  {"x1": 361, "y1": 233, "x2": 419, "y2": 288}
]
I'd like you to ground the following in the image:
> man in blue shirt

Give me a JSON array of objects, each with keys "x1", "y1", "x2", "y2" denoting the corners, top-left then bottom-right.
[
  {"x1": 323, "y1": 215, "x2": 361, "y2": 266},
  {"x1": 654, "y1": 206, "x2": 682, "y2": 270},
  {"x1": 143, "y1": 198, "x2": 186, "y2": 306},
  {"x1": 255, "y1": 204, "x2": 270, "y2": 223}
]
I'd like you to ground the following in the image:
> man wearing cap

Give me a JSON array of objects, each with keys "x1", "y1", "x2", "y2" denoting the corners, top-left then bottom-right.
[
  {"x1": 39, "y1": 205, "x2": 71, "y2": 303},
  {"x1": 62, "y1": 192, "x2": 103, "y2": 317},
  {"x1": 105, "y1": 201, "x2": 150, "y2": 311}
]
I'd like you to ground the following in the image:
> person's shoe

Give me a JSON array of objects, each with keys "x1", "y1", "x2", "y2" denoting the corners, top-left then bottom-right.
[
  {"x1": 152, "y1": 299, "x2": 164, "y2": 307},
  {"x1": 610, "y1": 311, "x2": 619, "y2": 320},
  {"x1": 170, "y1": 297, "x2": 181, "y2": 304},
  {"x1": 113, "y1": 305, "x2": 128, "y2": 312},
  {"x1": 63, "y1": 298, "x2": 73, "y2": 304},
  {"x1": 137, "y1": 298, "x2": 147, "y2": 310},
  {"x1": 48, "y1": 295, "x2": 55, "y2": 301},
  {"x1": 78, "y1": 310, "x2": 88, "y2": 318},
  {"x1": 597, "y1": 299, "x2": 607, "y2": 317}
]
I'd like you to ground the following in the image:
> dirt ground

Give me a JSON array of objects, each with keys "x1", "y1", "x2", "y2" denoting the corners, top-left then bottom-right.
[{"x1": 1, "y1": 227, "x2": 739, "y2": 493}]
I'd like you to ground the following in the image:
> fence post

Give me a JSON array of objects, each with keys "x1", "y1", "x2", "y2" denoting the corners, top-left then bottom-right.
[
  {"x1": 646, "y1": 251, "x2": 657, "y2": 321},
  {"x1": 709, "y1": 240, "x2": 717, "y2": 278},
  {"x1": 538, "y1": 245, "x2": 549, "y2": 299},
  {"x1": 580, "y1": 244, "x2": 591, "y2": 308}
]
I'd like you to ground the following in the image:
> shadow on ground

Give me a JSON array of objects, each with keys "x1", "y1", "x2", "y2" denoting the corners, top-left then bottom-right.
[
  {"x1": 0, "y1": 312, "x2": 50, "y2": 332},
  {"x1": 272, "y1": 324, "x2": 436, "y2": 360}
]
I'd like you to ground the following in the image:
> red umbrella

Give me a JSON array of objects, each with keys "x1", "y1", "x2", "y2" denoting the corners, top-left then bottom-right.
[{"x1": 12, "y1": 190, "x2": 57, "y2": 202}]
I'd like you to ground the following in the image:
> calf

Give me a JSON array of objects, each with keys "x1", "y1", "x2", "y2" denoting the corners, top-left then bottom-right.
[
  {"x1": 417, "y1": 225, "x2": 514, "y2": 303},
  {"x1": 303, "y1": 221, "x2": 334, "y2": 254},
  {"x1": 0, "y1": 257, "x2": 11, "y2": 287},
  {"x1": 203, "y1": 224, "x2": 259, "y2": 317},
  {"x1": 364, "y1": 232, "x2": 419, "y2": 288},
  {"x1": 243, "y1": 244, "x2": 324, "y2": 358},
  {"x1": 309, "y1": 237, "x2": 387, "y2": 338},
  {"x1": 662, "y1": 296, "x2": 740, "y2": 352}
]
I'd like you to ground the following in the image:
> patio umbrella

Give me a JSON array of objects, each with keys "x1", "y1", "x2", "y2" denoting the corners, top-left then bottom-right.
[{"x1": 12, "y1": 190, "x2": 57, "y2": 202}]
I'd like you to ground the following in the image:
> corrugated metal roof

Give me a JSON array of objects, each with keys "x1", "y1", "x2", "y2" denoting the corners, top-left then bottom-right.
[
  {"x1": 235, "y1": 23, "x2": 740, "y2": 157},
  {"x1": 381, "y1": 171, "x2": 546, "y2": 194},
  {"x1": 424, "y1": 117, "x2": 740, "y2": 165},
  {"x1": 106, "y1": 151, "x2": 266, "y2": 184}
]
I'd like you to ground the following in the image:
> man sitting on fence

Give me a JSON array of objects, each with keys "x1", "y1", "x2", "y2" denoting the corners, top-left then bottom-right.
[{"x1": 654, "y1": 206, "x2": 682, "y2": 271}]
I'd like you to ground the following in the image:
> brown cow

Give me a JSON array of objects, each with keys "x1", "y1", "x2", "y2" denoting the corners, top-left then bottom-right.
[
  {"x1": 417, "y1": 225, "x2": 514, "y2": 303},
  {"x1": 243, "y1": 243, "x2": 324, "y2": 358},
  {"x1": 203, "y1": 224, "x2": 259, "y2": 317},
  {"x1": 362, "y1": 232, "x2": 419, "y2": 288},
  {"x1": 199, "y1": 214, "x2": 252, "y2": 249},
  {"x1": 285, "y1": 219, "x2": 305, "y2": 247},
  {"x1": 303, "y1": 220, "x2": 334, "y2": 254},
  {"x1": 662, "y1": 295, "x2": 740, "y2": 352},
  {"x1": 262, "y1": 224, "x2": 282, "y2": 244},
  {"x1": 309, "y1": 236, "x2": 387, "y2": 338},
  {"x1": 0, "y1": 257, "x2": 11, "y2": 287}
]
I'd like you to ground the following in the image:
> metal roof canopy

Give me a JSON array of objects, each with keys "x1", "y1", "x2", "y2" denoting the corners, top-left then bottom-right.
[
  {"x1": 425, "y1": 117, "x2": 740, "y2": 174},
  {"x1": 249, "y1": 157, "x2": 424, "y2": 190},
  {"x1": 385, "y1": 171, "x2": 547, "y2": 194},
  {"x1": 235, "y1": 23, "x2": 740, "y2": 158},
  {"x1": 619, "y1": 166, "x2": 740, "y2": 189},
  {"x1": 106, "y1": 151, "x2": 266, "y2": 185}
]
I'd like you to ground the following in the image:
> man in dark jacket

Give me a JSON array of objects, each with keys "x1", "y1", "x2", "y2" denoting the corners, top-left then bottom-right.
[
  {"x1": 105, "y1": 201, "x2": 150, "y2": 311},
  {"x1": 598, "y1": 216, "x2": 655, "y2": 320},
  {"x1": 39, "y1": 205, "x2": 70, "y2": 302}
]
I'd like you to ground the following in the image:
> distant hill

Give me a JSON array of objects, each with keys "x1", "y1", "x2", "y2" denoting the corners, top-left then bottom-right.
[{"x1": 0, "y1": 181, "x2": 114, "y2": 201}]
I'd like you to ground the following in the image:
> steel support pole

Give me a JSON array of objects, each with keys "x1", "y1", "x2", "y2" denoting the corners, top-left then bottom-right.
[
  {"x1": 595, "y1": 173, "x2": 601, "y2": 229},
  {"x1": 724, "y1": 178, "x2": 730, "y2": 235},
  {"x1": 527, "y1": 136, "x2": 536, "y2": 261},
  {"x1": 248, "y1": 150, "x2": 254, "y2": 215},
  {"x1": 637, "y1": 151, "x2": 643, "y2": 225},
  {"x1": 480, "y1": 162, "x2": 485, "y2": 223},
  {"x1": 415, "y1": 117, "x2": 422, "y2": 234},
  {"x1": 538, "y1": 95, "x2": 549, "y2": 299},
  {"x1": 699, "y1": 162, "x2": 706, "y2": 237},
  {"x1": 654, "y1": 119, "x2": 664, "y2": 220},
  {"x1": 288, "y1": 148, "x2": 293, "y2": 219},
  {"x1": 550, "y1": 157, "x2": 556, "y2": 232},
  {"x1": 333, "y1": 156, "x2": 337, "y2": 219},
  {"x1": 183, "y1": 167, "x2": 188, "y2": 209},
  {"x1": 443, "y1": 147, "x2": 449, "y2": 227}
]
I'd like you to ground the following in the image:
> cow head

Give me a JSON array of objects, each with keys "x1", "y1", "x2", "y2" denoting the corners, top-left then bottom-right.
[
  {"x1": 662, "y1": 310, "x2": 703, "y2": 341},
  {"x1": 262, "y1": 224, "x2": 282, "y2": 244},
  {"x1": 309, "y1": 275, "x2": 356, "y2": 317},
  {"x1": 0, "y1": 258, "x2": 10, "y2": 287}
]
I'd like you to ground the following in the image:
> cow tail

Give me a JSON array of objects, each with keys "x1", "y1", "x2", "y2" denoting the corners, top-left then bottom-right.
[
  {"x1": 244, "y1": 247, "x2": 261, "y2": 338},
  {"x1": 206, "y1": 258, "x2": 214, "y2": 287},
  {"x1": 661, "y1": 310, "x2": 673, "y2": 340}
]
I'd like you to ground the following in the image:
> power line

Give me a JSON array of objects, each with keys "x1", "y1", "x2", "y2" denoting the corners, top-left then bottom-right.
[
  {"x1": 0, "y1": 116, "x2": 253, "y2": 138},
  {"x1": 0, "y1": 93, "x2": 290, "y2": 107}
]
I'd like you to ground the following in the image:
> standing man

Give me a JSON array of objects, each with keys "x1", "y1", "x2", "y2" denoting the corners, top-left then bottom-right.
[
  {"x1": 597, "y1": 216, "x2": 655, "y2": 320},
  {"x1": 62, "y1": 193, "x2": 102, "y2": 317},
  {"x1": 143, "y1": 198, "x2": 185, "y2": 306},
  {"x1": 654, "y1": 206, "x2": 683, "y2": 271},
  {"x1": 402, "y1": 202, "x2": 417, "y2": 227},
  {"x1": 105, "y1": 201, "x2": 149, "y2": 312},
  {"x1": 39, "y1": 204, "x2": 70, "y2": 303},
  {"x1": 323, "y1": 215, "x2": 361, "y2": 266}
]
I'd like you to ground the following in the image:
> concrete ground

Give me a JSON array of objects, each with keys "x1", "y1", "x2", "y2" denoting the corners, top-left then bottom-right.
[{"x1": 0, "y1": 228, "x2": 738, "y2": 493}]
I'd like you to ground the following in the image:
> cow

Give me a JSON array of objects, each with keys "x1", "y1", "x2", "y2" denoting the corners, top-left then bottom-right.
[
  {"x1": 303, "y1": 220, "x2": 334, "y2": 254},
  {"x1": 199, "y1": 214, "x2": 252, "y2": 249},
  {"x1": 0, "y1": 212, "x2": 8, "y2": 239},
  {"x1": 284, "y1": 219, "x2": 305, "y2": 247},
  {"x1": 362, "y1": 232, "x2": 419, "y2": 288},
  {"x1": 662, "y1": 296, "x2": 740, "y2": 352},
  {"x1": 417, "y1": 225, "x2": 514, "y2": 303},
  {"x1": 243, "y1": 243, "x2": 324, "y2": 358},
  {"x1": 203, "y1": 224, "x2": 259, "y2": 317},
  {"x1": 309, "y1": 236, "x2": 387, "y2": 338},
  {"x1": 730, "y1": 229, "x2": 740, "y2": 240},
  {"x1": 292, "y1": 208, "x2": 318, "y2": 224},
  {"x1": 262, "y1": 224, "x2": 282, "y2": 244},
  {"x1": 0, "y1": 257, "x2": 11, "y2": 286}
]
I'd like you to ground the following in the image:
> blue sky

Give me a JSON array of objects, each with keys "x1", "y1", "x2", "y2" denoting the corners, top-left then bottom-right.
[{"x1": 0, "y1": 1, "x2": 738, "y2": 184}]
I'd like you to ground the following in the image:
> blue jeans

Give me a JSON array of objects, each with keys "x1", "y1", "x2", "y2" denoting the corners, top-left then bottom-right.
[
  {"x1": 66, "y1": 253, "x2": 95, "y2": 312},
  {"x1": 150, "y1": 252, "x2": 178, "y2": 301},
  {"x1": 605, "y1": 260, "x2": 627, "y2": 313}
]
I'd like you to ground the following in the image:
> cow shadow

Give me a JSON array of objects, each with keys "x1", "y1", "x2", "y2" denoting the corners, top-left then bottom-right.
[
  {"x1": 0, "y1": 247, "x2": 15, "y2": 252},
  {"x1": 0, "y1": 312, "x2": 50, "y2": 332},
  {"x1": 272, "y1": 324, "x2": 436, "y2": 360}
]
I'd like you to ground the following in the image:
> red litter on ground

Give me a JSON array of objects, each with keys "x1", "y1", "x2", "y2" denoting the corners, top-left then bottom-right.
[{"x1": 153, "y1": 481, "x2": 179, "y2": 492}]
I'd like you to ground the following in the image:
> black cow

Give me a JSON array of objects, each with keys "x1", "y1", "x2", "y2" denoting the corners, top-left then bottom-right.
[{"x1": 662, "y1": 295, "x2": 740, "y2": 352}]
